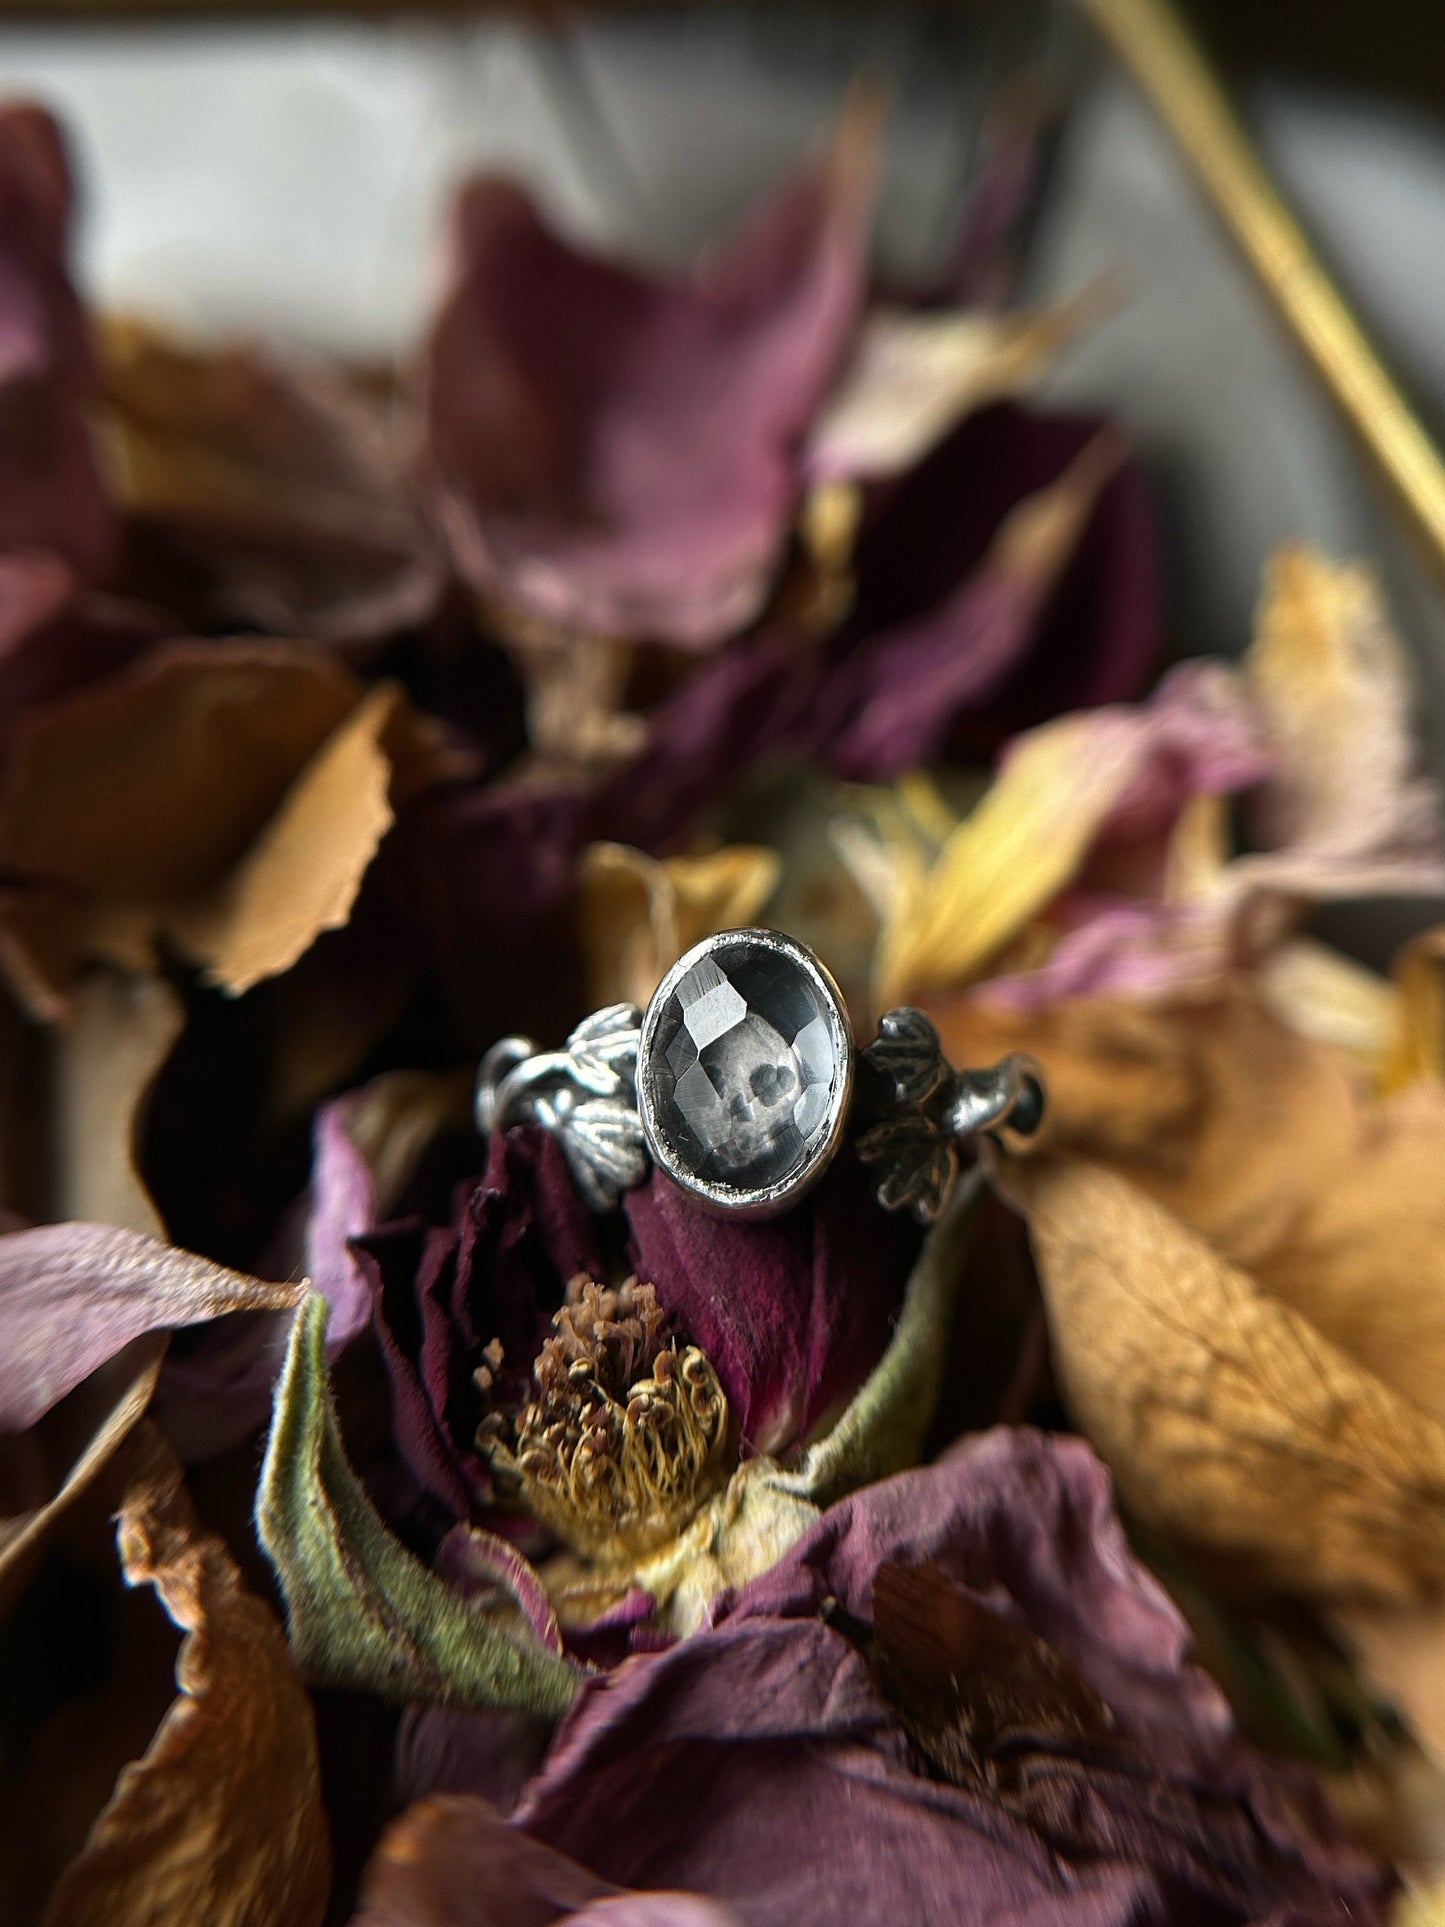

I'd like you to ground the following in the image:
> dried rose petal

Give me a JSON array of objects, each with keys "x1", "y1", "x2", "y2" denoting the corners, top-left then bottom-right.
[
  {"x1": 356, "y1": 1795, "x2": 738, "y2": 1927},
  {"x1": 423, "y1": 107, "x2": 877, "y2": 650},
  {"x1": 355, "y1": 1128, "x2": 603, "y2": 1517},
  {"x1": 100, "y1": 318, "x2": 446, "y2": 654},
  {"x1": 505, "y1": 1430, "x2": 1388, "y2": 1926},
  {"x1": 623, "y1": 1152, "x2": 919, "y2": 1458},
  {"x1": 0, "y1": 105, "x2": 116, "y2": 581}
]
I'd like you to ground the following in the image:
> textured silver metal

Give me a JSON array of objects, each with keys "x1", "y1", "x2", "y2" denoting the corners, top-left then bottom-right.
[
  {"x1": 855, "y1": 1008, "x2": 1043, "y2": 1223},
  {"x1": 476, "y1": 930, "x2": 1044, "y2": 1221},
  {"x1": 474, "y1": 1002, "x2": 647, "y2": 1212}
]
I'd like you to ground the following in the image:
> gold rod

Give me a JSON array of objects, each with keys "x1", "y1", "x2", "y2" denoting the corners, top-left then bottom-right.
[{"x1": 1083, "y1": 0, "x2": 1445, "y2": 579}]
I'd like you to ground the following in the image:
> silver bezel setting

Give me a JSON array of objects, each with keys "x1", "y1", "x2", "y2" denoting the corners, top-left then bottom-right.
[{"x1": 636, "y1": 927, "x2": 855, "y2": 1218}]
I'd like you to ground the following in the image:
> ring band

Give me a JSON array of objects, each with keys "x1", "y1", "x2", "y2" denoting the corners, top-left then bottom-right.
[{"x1": 475, "y1": 927, "x2": 1043, "y2": 1222}]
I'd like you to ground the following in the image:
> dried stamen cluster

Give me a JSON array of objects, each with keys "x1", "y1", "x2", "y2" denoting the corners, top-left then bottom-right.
[{"x1": 479, "y1": 1275, "x2": 730, "y2": 1562}]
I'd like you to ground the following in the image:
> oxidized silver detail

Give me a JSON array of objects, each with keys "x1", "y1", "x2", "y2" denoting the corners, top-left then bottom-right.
[
  {"x1": 854, "y1": 1007, "x2": 1043, "y2": 1224},
  {"x1": 474, "y1": 1002, "x2": 648, "y2": 1211},
  {"x1": 475, "y1": 935, "x2": 1044, "y2": 1222}
]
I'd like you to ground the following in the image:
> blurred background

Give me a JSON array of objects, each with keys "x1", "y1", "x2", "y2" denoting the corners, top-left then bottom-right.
[{"x1": 2, "y1": 0, "x2": 1444, "y2": 846}]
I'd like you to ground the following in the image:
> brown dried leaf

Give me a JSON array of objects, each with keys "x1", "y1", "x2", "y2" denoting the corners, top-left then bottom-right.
[
  {"x1": 935, "y1": 985, "x2": 1361, "y2": 1273},
  {"x1": 42, "y1": 1425, "x2": 330, "y2": 1927},
  {"x1": 945, "y1": 984, "x2": 1445, "y2": 1429},
  {"x1": 578, "y1": 840, "x2": 780, "y2": 1009},
  {"x1": 1244, "y1": 545, "x2": 1444, "y2": 889},
  {"x1": 53, "y1": 970, "x2": 183, "y2": 1236},
  {"x1": 0, "y1": 641, "x2": 361, "y2": 900},
  {"x1": 1383, "y1": 926, "x2": 1445, "y2": 1094},
  {"x1": 98, "y1": 316, "x2": 445, "y2": 653},
  {"x1": 0, "y1": 642, "x2": 461, "y2": 1002},
  {"x1": 1337, "y1": 1604, "x2": 1445, "y2": 1772},
  {"x1": 1001, "y1": 1153, "x2": 1445, "y2": 1604},
  {"x1": 169, "y1": 682, "x2": 399, "y2": 994}
]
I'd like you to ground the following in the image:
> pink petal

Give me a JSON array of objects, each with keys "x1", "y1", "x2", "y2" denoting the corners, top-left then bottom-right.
[{"x1": 424, "y1": 109, "x2": 877, "y2": 649}]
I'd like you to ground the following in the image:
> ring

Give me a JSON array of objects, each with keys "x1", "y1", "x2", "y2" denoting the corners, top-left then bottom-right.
[{"x1": 475, "y1": 926, "x2": 1044, "y2": 1222}]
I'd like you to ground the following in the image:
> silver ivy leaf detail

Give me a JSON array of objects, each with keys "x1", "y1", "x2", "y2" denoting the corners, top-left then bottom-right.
[
  {"x1": 855, "y1": 1112, "x2": 957, "y2": 1223},
  {"x1": 565, "y1": 1003, "x2": 643, "y2": 1097},
  {"x1": 864, "y1": 1007, "x2": 947, "y2": 1105},
  {"x1": 560, "y1": 1097, "x2": 650, "y2": 1211}
]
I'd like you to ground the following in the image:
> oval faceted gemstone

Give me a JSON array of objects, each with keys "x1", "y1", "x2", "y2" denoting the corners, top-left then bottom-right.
[{"x1": 643, "y1": 932, "x2": 849, "y2": 1201}]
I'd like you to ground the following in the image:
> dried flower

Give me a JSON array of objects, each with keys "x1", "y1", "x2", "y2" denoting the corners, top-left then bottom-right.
[
  {"x1": 364, "y1": 1431, "x2": 1390, "y2": 1927},
  {"x1": 480, "y1": 1276, "x2": 730, "y2": 1563}
]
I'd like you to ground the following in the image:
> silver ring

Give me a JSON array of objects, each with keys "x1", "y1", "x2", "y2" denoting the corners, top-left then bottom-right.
[{"x1": 474, "y1": 926, "x2": 1043, "y2": 1223}]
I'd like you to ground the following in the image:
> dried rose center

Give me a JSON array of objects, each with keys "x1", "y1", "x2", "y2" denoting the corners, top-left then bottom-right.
[{"x1": 478, "y1": 1275, "x2": 730, "y2": 1562}]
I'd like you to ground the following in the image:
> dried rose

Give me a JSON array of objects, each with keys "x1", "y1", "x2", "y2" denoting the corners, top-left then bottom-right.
[
  {"x1": 364, "y1": 1429, "x2": 1388, "y2": 1926},
  {"x1": 356, "y1": 1126, "x2": 918, "y2": 1528}
]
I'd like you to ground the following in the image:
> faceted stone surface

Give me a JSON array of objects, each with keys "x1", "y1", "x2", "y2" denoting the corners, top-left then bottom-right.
[{"x1": 645, "y1": 939, "x2": 844, "y2": 1196}]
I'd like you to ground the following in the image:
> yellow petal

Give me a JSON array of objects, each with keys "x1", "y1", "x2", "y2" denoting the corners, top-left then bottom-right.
[
  {"x1": 578, "y1": 841, "x2": 780, "y2": 1010},
  {"x1": 1383, "y1": 926, "x2": 1445, "y2": 1094},
  {"x1": 54, "y1": 970, "x2": 183, "y2": 1238},
  {"x1": 1002, "y1": 1153, "x2": 1445, "y2": 1604},
  {"x1": 875, "y1": 705, "x2": 1162, "y2": 1008},
  {"x1": 1259, "y1": 938, "x2": 1398, "y2": 1064},
  {"x1": 166, "y1": 683, "x2": 401, "y2": 996}
]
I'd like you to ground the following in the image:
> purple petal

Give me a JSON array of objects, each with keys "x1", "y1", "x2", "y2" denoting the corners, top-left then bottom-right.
[
  {"x1": 436, "y1": 1523, "x2": 563, "y2": 1655},
  {"x1": 512, "y1": 1431, "x2": 1387, "y2": 1926},
  {"x1": 624, "y1": 1153, "x2": 919, "y2": 1458},
  {"x1": 0, "y1": 554, "x2": 163, "y2": 742},
  {"x1": 307, "y1": 1094, "x2": 382, "y2": 1348},
  {"x1": 354, "y1": 1795, "x2": 740, "y2": 1927},
  {"x1": 424, "y1": 112, "x2": 876, "y2": 649},
  {"x1": 824, "y1": 430, "x2": 1131, "y2": 778},
  {"x1": 0, "y1": 106, "x2": 116, "y2": 581},
  {"x1": 381, "y1": 780, "x2": 591, "y2": 1051},
  {"x1": 820, "y1": 404, "x2": 1162, "y2": 769},
  {"x1": 556, "y1": 1588, "x2": 657, "y2": 1672},
  {"x1": 0, "y1": 1221, "x2": 299, "y2": 1430},
  {"x1": 394, "y1": 1708, "x2": 555, "y2": 1822}
]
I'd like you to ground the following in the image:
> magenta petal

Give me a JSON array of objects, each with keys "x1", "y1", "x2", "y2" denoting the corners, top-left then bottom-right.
[
  {"x1": 0, "y1": 106, "x2": 116, "y2": 581},
  {"x1": 306, "y1": 1095, "x2": 381, "y2": 1348},
  {"x1": 511, "y1": 1431, "x2": 1387, "y2": 1927},
  {"x1": 424, "y1": 120, "x2": 874, "y2": 650},
  {"x1": 0, "y1": 1221, "x2": 297, "y2": 1430},
  {"x1": 436, "y1": 1522, "x2": 563, "y2": 1655},
  {"x1": 0, "y1": 554, "x2": 163, "y2": 741},
  {"x1": 623, "y1": 1154, "x2": 918, "y2": 1458},
  {"x1": 824, "y1": 429, "x2": 1156, "y2": 779},
  {"x1": 819, "y1": 405, "x2": 1162, "y2": 770}
]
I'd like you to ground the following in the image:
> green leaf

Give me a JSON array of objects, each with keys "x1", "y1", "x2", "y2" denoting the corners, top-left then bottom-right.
[
  {"x1": 786, "y1": 1166, "x2": 985, "y2": 1508},
  {"x1": 255, "y1": 1294, "x2": 579, "y2": 1717}
]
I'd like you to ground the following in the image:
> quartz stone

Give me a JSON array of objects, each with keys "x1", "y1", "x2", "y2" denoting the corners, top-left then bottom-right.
[{"x1": 643, "y1": 935, "x2": 847, "y2": 1199}]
